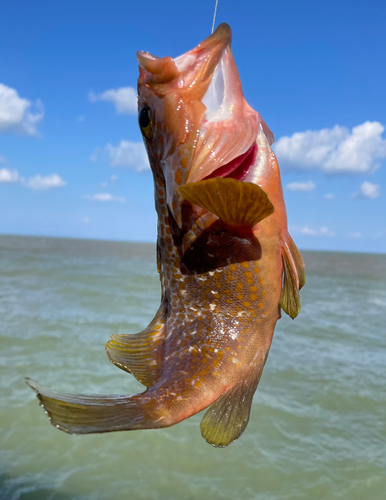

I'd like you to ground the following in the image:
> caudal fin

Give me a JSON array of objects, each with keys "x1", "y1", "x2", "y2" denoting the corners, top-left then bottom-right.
[{"x1": 25, "y1": 378, "x2": 148, "y2": 435}]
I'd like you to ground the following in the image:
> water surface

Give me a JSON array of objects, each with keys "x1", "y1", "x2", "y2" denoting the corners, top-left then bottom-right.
[{"x1": 1, "y1": 235, "x2": 385, "y2": 500}]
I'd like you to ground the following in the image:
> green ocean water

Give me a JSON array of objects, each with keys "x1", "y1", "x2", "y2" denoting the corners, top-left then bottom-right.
[{"x1": 0, "y1": 234, "x2": 385, "y2": 500}]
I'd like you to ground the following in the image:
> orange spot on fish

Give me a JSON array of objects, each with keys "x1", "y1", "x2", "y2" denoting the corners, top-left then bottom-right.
[
  {"x1": 174, "y1": 169, "x2": 182, "y2": 184},
  {"x1": 241, "y1": 262, "x2": 249, "y2": 268},
  {"x1": 181, "y1": 157, "x2": 188, "y2": 169}
]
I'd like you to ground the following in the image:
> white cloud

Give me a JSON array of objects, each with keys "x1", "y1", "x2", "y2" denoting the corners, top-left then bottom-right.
[
  {"x1": 319, "y1": 226, "x2": 335, "y2": 237},
  {"x1": 77, "y1": 115, "x2": 85, "y2": 122},
  {"x1": 22, "y1": 174, "x2": 66, "y2": 190},
  {"x1": 90, "y1": 141, "x2": 149, "y2": 171},
  {"x1": 81, "y1": 216, "x2": 90, "y2": 224},
  {"x1": 286, "y1": 180, "x2": 315, "y2": 192},
  {"x1": 0, "y1": 83, "x2": 44, "y2": 136},
  {"x1": 274, "y1": 121, "x2": 386, "y2": 174},
  {"x1": 89, "y1": 87, "x2": 137, "y2": 114},
  {"x1": 0, "y1": 168, "x2": 19, "y2": 183},
  {"x1": 354, "y1": 181, "x2": 381, "y2": 199},
  {"x1": 101, "y1": 182, "x2": 107, "y2": 187},
  {"x1": 107, "y1": 141, "x2": 149, "y2": 171},
  {"x1": 0, "y1": 156, "x2": 7, "y2": 163},
  {"x1": 291, "y1": 225, "x2": 335, "y2": 237},
  {"x1": 0, "y1": 166, "x2": 65, "y2": 190},
  {"x1": 83, "y1": 193, "x2": 126, "y2": 203},
  {"x1": 300, "y1": 226, "x2": 317, "y2": 236},
  {"x1": 111, "y1": 175, "x2": 118, "y2": 181},
  {"x1": 323, "y1": 193, "x2": 335, "y2": 200},
  {"x1": 347, "y1": 232, "x2": 362, "y2": 239}
]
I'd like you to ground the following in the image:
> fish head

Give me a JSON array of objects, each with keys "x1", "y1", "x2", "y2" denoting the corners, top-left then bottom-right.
[{"x1": 137, "y1": 23, "x2": 274, "y2": 227}]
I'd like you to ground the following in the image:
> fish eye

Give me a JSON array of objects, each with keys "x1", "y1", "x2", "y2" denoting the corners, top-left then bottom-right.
[{"x1": 139, "y1": 106, "x2": 152, "y2": 139}]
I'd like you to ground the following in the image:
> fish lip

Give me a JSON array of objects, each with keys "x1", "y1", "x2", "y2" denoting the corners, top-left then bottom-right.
[
  {"x1": 196, "y1": 23, "x2": 232, "y2": 52},
  {"x1": 174, "y1": 23, "x2": 232, "y2": 72}
]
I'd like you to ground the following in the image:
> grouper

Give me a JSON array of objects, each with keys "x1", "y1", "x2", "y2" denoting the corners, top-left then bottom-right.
[{"x1": 26, "y1": 23, "x2": 305, "y2": 447}]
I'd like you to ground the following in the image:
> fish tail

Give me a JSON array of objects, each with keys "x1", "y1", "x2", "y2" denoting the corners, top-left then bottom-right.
[{"x1": 25, "y1": 377, "x2": 162, "y2": 435}]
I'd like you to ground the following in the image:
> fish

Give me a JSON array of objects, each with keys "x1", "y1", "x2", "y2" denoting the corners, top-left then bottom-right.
[{"x1": 26, "y1": 23, "x2": 305, "y2": 448}]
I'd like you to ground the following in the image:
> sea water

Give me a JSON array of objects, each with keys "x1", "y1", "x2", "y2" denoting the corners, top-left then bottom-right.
[{"x1": 0, "y1": 235, "x2": 385, "y2": 500}]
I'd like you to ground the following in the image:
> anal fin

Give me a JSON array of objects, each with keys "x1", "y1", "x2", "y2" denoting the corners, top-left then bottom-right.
[
  {"x1": 200, "y1": 359, "x2": 266, "y2": 448},
  {"x1": 280, "y1": 233, "x2": 306, "y2": 319},
  {"x1": 177, "y1": 178, "x2": 274, "y2": 230},
  {"x1": 105, "y1": 302, "x2": 166, "y2": 387}
]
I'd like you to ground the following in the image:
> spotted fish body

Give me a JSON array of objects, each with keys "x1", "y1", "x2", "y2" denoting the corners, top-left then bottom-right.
[{"x1": 26, "y1": 24, "x2": 305, "y2": 447}]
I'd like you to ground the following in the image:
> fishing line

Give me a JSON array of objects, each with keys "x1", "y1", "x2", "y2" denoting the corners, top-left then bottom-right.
[{"x1": 211, "y1": 0, "x2": 219, "y2": 33}]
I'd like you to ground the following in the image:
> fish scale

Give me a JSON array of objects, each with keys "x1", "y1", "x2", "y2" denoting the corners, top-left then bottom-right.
[{"x1": 26, "y1": 23, "x2": 305, "y2": 447}]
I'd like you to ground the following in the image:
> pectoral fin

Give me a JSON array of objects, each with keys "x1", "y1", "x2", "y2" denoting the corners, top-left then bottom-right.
[
  {"x1": 177, "y1": 178, "x2": 274, "y2": 229},
  {"x1": 105, "y1": 302, "x2": 166, "y2": 387},
  {"x1": 280, "y1": 233, "x2": 306, "y2": 319},
  {"x1": 200, "y1": 359, "x2": 266, "y2": 448}
]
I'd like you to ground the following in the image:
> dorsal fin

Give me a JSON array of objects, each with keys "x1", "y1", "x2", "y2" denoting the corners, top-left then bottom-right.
[
  {"x1": 280, "y1": 233, "x2": 305, "y2": 319},
  {"x1": 105, "y1": 302, "x2": 167, "y2": 387}
]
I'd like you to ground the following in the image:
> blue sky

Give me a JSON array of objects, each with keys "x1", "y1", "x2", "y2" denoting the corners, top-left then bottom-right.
[{"x1": 1, "y1": 0, "x2": 385, "y2": 253}]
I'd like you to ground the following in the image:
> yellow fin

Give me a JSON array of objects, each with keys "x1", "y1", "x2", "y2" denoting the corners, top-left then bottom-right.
[
  {"x1": 200, "y1": 360, "x2": 266, "y2": 448},
  {"x1": 25, "y1": 378, "x2": 146, "y2": 434},
  {"x1": 177, "y1": 178, "x2": 274, "y2": 229},
  {"x1": 279, "y1": 233, "x2": 306, "y2": 319},
  {"x1": 105, "y1": 303, "x2": 166, "y2": 387},
  {"x1": 288, "y1": 233, "x2": 306, "y2": 290}
]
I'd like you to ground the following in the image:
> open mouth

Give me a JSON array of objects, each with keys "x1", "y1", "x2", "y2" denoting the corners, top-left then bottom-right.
[{"x1": 202, "y1": 142, "x2": 258, "y2": 182}]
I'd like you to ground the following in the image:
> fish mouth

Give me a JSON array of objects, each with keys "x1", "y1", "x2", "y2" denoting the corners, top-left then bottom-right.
[{"x1": 185, "y1": 27, "x2": 273, "y2": 185}]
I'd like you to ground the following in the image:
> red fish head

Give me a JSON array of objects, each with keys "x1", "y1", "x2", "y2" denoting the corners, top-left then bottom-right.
[{"x1": 137, "y1": 23, "x2": 274, "y2": 226}]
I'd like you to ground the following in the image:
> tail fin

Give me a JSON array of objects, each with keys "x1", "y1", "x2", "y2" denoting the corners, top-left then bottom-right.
[{"x1": 25, "y1": 378, "x2": 146, "y2": 435}]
